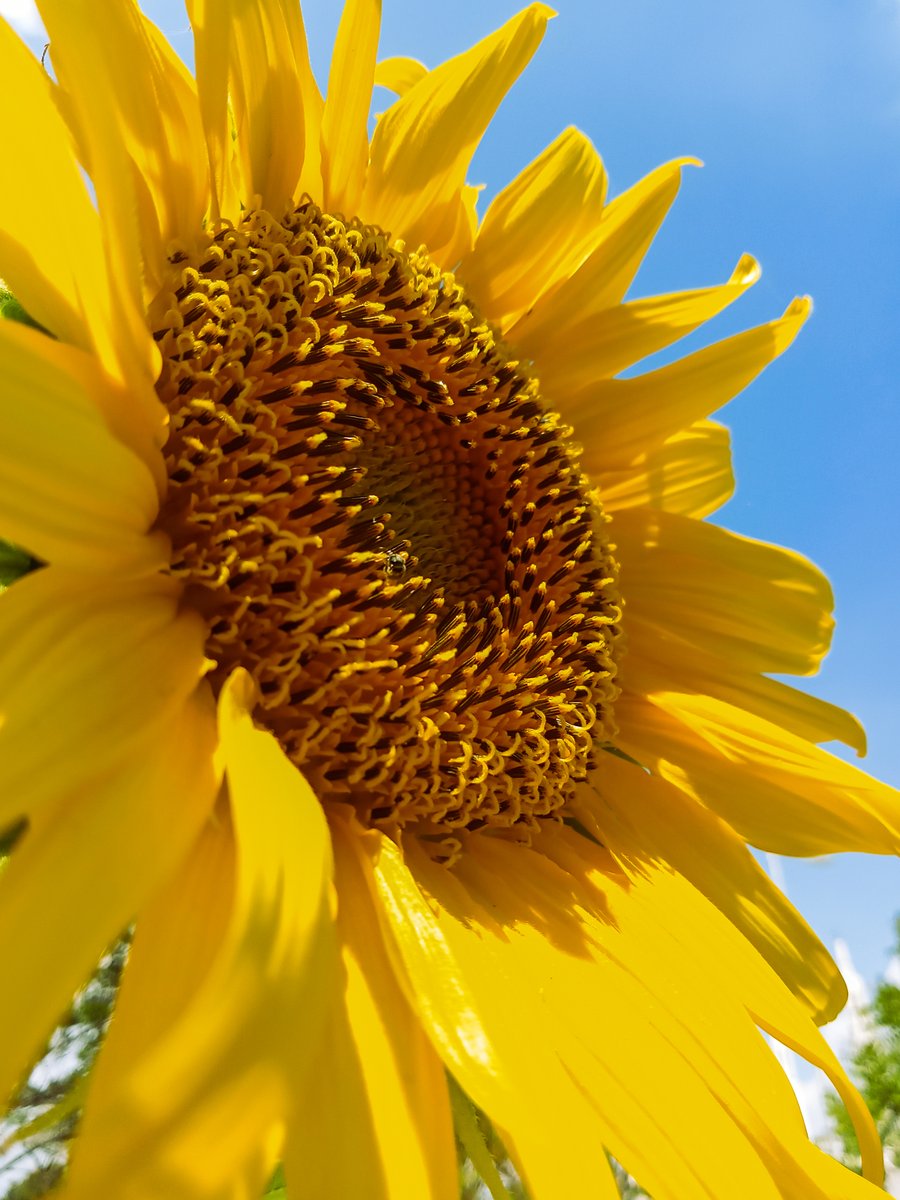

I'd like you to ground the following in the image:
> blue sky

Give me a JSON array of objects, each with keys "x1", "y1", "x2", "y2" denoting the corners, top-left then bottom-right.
[{"x1": 4, "y1": 0, "x2": 898, "y2": 983}]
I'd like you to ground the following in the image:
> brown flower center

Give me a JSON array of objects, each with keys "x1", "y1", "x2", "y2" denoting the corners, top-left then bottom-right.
[{"x1": 151, "y1": 201, "x2": 621, "y2": 856}]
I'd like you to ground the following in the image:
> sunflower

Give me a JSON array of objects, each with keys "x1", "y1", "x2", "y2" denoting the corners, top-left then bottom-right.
[{"x1": 1, "y1": 2, "x2": 898, "y2": 1197}]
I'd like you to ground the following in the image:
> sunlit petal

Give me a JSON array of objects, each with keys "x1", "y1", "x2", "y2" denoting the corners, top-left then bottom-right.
[{"x1": 361, "y1": 5, "x2": 553, "y2": 261}]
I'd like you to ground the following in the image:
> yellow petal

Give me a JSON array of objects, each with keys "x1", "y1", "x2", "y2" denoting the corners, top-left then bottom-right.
[
  {"x1": 573, "y1": 296, "x2": 810, "y2": 468},
  {"x1": 459, "y1": 127, "x2": 607, "y2": 329},
  {"x1": 188, "y1": 0, "x2": 323, "y2": 216},
  {"x1": 39, "y1": 0, "x2": 206, "y2": 295},
  {"x1": 61, "y1": 809, "x2": 278, "y2": 1200},
  {"x1": 36, "y1": 0, "x2": 203, "y2": 397},
  {"x1": 0, "y1": 320, "x2": 167, "y2": 571},
  {"x1": 615, "y1": 507, "x2": 835, "y2": 676},
  {"x1": 597, "y1": 419, "x2": 734, "y2": 519},
  {"x1": 367, "y1": 832, "x2": 627, "y2": 1200},
  {"x1": 585, "y1": 156, "x2": 699, "y2": 306},
  {"x1": 361, "y1": 5, "x2": 554, "y2": 261},
  {"x1": 0, "y1": 18, "x2": 112, "y2": 355},
  {"x1": 0, "y1": 683, "x2": 218, "y2": 1110},
  {"x1": 509, "y1": 157, "x2": 699, "y2": 348},
  {"x1": 529, "y1": 824, "x2": 885, "y2": 1192},
  {"x1": 321, "y1": 0, "x2": 381, "y2": 217},
  {"x1": 621, "y1": 621, "x2": 867, "y2": 754},
  {"x1": 138, "y1": 8, "x2": 210, "y2": 235},
  {"x1": 286, "y1": 813, "x2": 457, "y2": 1200},
  {"x1": 459, "y1": 183, "x2": 484, "y2": 248},
  {"x1": 579, "y1": 752, "x2": 847, "y2": 1023},
  {"x1": 436, "y1": 183, "x2": 485, "y2": 273},
  {"x1": 0, "y1": 571, "x2": 208, "y2": 831},
  {"x1": 379, "y1": 830, "x2": 877, "y2": 1198},
  {"x1": 77, "y1": 803, "x2": 237, "y2": 1076},
  {"x1": 61, "y1": 809, "x2": 279, "y2": 1200},
  {"x1": 520, "y1": 253, "x2": 761, "y2": 399},
  {"x1": 616, "y1": 690, "x2": 900, "y2": 856},
  {"x1": 59, "y1": 671, "x2": 335, "y2": 1199},
  {"x1": 374, "y1": 55, "x2": 427, "y2": 96},
  {"x1": 453, "y1": 836, "x2": 787, "y2": 1199},
  {"x1": 184, "y1": 0, "x2": 237, "y2": 222}
]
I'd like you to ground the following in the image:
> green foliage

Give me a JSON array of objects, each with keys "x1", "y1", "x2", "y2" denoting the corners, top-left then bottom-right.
[
  {"x1": 1, "y1": 940, "x2": 128, "y2": 1199},
  {"x1": 0, "y1": 541, "x2": 36, "y2": 591},
  {"x1": 825, "y1": 916, "x2": 900, "y2": 1177},
  {"x1": 262, "y1": 1165, "x2": 286, "y2": 1198},
  {"x1": 0, "y1": 284, "x2": 44, "y2": 332},
  {"x1": 1, "y1": 1164, "x2": 64, "y2": 1200},
  {"x1": 609, "y1": 1159, "x2": 649, "y2": 1199}
]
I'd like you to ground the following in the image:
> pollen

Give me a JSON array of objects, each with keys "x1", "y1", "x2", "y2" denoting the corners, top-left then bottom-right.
[{"x1": 152, "y1": 201, "x2": 622, "y2": 850}]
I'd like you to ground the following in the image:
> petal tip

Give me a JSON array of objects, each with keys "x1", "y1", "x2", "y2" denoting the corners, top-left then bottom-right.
[
  {"x1": 788, "y1": 294, "x2": 814, "y2": 320},
  {"x1": 732, "y1": 253, "x2": 762, "y2": 286},
  {"x1": 218, "y1": 667, "x2": 258, "y2": 726}
]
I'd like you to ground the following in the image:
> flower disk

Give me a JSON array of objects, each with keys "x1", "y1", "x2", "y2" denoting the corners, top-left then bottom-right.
[{"x1": 153, "y1": 201, "x2": 622, "y2": 847}]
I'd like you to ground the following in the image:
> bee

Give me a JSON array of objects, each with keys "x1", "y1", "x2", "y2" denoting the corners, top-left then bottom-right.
[{"x1": 383, "y1": 550, "x2": 409, "y2": 577}]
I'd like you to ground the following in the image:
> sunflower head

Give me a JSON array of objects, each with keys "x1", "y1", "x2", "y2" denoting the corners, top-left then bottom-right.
[
  {"x1": 0, "y1": 3, "x2": 898, "y2": 1199},
  {"x1": 153, "y1": 196, "x2": 622, "y2": 854}
]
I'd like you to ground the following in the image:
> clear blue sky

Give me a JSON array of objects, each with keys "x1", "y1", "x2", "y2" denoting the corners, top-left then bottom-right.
[{"x1": 9, "y1": 0, "x2": 899, "y2": 983}]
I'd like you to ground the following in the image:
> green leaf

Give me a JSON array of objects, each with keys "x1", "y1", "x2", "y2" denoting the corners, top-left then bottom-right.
[
  {"x1": 0, "y1": 282, "x2": 44, "y2": 331},
  {"x1": 449, "y1": 1074, "x2": 512, "y2": 1200},
  {"x1": 0, "y1": 541, "x2": 35, "y2": 590},
  {"x1": 0, "y1": 1074, "x2": 87, "y2": 1155},
  {"x1": 598, "y1": 742, "x2": 647, "y2": 770},
  {"x1": 263, "y1": 1164, "x2": 286, "y2": 1197}
]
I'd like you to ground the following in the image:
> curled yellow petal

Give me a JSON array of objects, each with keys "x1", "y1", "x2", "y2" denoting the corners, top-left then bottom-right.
[
  {"x1": 362, "y1": 5, "x2": 554, "y2": 259},
  {"x1": 374, "y1": 55, "x2": 427, "y2": 96}
]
